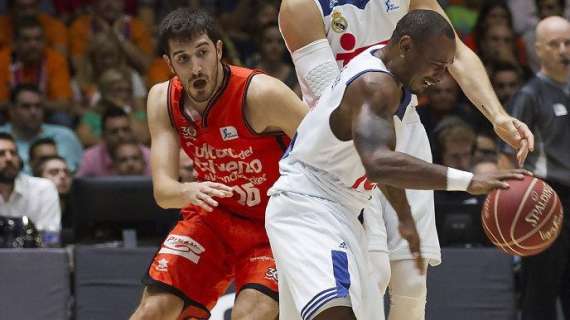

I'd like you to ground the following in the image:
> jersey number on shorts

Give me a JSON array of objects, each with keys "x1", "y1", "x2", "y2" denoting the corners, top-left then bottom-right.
[{"x1": 234, "y1": 183, "x2": 261, "y2": 206}]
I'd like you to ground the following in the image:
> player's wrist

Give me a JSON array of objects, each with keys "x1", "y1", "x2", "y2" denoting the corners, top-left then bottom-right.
[{"x1": 446, "y1": 167, "x2": 474, "y2": 191}]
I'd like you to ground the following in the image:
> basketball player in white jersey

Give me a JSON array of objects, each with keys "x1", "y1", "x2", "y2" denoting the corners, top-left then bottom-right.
[
  {"x1": 280, "y1": 1, "x2": 535, "y2": 319},
  {"x1": 266, "y1": 10, "x2": 528, "y2": 320}
]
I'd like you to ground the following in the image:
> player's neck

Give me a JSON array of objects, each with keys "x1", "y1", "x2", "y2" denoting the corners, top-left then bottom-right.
[{"x1": 377, "y1": 46, "x2": 404, "y2": 88}]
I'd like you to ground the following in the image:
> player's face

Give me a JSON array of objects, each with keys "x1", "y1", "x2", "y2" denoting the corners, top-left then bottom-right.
[
  {"x1": 407, "y1": 35, "x2": 455, "y2": 95},
  {"x1": 164, "y1": 34, "x2": 223, "y2": 104}
]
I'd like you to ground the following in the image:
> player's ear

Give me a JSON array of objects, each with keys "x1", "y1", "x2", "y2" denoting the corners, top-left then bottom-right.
[
  {"x1": 162, "y1": 54, "x2": 175, "y2": 74},
  {"x1": 215, "y1": 40, "x2": 223, "y2": 60},
  {"x1": 399, "y1": 35, "x2": 413, "y2": 57}
]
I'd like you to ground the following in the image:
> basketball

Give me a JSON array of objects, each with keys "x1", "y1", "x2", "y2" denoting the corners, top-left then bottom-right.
[{"x1": 481, "y1": 176, "x2": 564, "y2": 256}]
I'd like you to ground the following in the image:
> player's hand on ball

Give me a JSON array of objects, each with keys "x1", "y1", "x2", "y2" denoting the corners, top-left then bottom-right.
[
  {"x1": 183, "y1": 182, "x2": 234, "y2": 212},
  {"x1": 467, "y1": 169, "x2": 533, "y2": 195},
  {"x1": 398, "y1": 217, "x2": 425, "y2": 275}
]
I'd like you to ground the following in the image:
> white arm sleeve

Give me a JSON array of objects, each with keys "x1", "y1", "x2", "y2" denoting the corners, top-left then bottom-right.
[{"x1": 291, "y1": 39, "x2": 340, "y2": 109}]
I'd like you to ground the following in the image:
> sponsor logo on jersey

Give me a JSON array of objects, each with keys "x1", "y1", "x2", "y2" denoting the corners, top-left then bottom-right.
[
  {"x1": 265, "y1": 267, "x2": 279, "y2": 282},
  {"x1": 220, "y1": 126, "x2": 239, "y2": 141},
  {"x1": 155, "y1": 258, "x2": 169, "y2": 272},
  {"x1": 158, "y1": 234, "x2": 206, "y2": 264},
  {"x1": 180, "y1": 126, "x2": 197, "y2": 140},
  {"x1": 384, "y1": 0, "x2": 400, "y2": 12},
  {"x1": 553, "y1": 103, "x2": 568, "y2": 116},
  {"x1": 331, "y1": 11, "x2": 348, "y2": 33}
]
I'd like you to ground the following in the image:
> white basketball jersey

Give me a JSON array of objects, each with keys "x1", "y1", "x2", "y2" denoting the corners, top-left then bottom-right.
[
  {"x1": 270, "y1": 45, "x2": 414, "y2": 213},
  {"x1": 315, "y1": 0, "x2": 410, "y2": 67}
]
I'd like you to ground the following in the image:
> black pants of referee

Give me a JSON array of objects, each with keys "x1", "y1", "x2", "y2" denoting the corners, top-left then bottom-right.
[{"x1": 521, "y1": 182, "x2": 570, "y2": 320}]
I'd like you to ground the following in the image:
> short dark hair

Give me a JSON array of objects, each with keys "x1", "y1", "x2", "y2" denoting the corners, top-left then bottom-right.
[
  {"x1": 29, "y1": 137, "x2": 56, "y2": 162},
  {"x1": 10, "y1": 84, "x2": 42, "y2": 104},
  {"x1": 391, "y1": 10, "x2": 455, "y2": 46},
  {"x1": 110, "y1": 140, "x2": 141, "y2": 162},
  {"x1": 0, "y1": 132, "x2": 16, "y2": 144},
  {"x1": 158, "y1": 8, "x2": 222, "y2": 55},
  {"x1": 13, "y1": 15, "x2": 44, "y2": 39},
  {"x1": 32, "y1": 155, "x2": 66, "y2": 177},
  {"x1": 101, "y1": 106, "x2": 128, "y2": 131},
  {"x1": 490, "y1": 62, "x2": 523, "y2": 79},
  {"x1": 534, "y1": 0, "x2": 566, "y2": 14}
]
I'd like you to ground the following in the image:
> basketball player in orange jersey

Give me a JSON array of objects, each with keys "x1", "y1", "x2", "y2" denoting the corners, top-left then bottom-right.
[
  {"x1": 280, "y1": 1, "x2": 535, "y2": 319},
  {"x1": 129, "y1": 9, "x2": 308, "y2": 320}
]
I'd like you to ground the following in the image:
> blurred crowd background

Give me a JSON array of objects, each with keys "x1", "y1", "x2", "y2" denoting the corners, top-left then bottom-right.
[{"x1": 0, "y1": 0, "x2": 565, "y2": 247}]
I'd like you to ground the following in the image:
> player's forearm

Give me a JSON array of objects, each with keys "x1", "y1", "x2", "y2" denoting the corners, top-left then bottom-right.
[
  {"x1": 448, "y1": 43, "x2": 508, "y2": 123},
  {"x1": 152, "y1": 176, "x2": 189, "y2": 209},
  {"x1": 378, "y1": 185, "x2": 414, "y2": 223},
  {"x1": 366, "y1": 151, "x2": 450, "y2": 190}
]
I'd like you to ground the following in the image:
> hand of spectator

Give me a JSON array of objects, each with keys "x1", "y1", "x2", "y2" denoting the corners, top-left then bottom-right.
[
  {"x1": 467, "y1": 169, "x2": 532, "y2": 195},
  {"x1": 398, "y1": 217, "x2": 425, "y2": 275},
  {"x1": 182, "y1": 181, "x2": 234, "y2": 212},
  {"x1": 493, "y1": 114, "x2": 535, "y2": 167}
]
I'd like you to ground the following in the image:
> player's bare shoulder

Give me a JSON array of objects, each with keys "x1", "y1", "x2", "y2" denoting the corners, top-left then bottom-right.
[
  {"x1": 147, "y1": 81, "x2": 170, "y2": 119},
  {"x1": 346, "y1": 71, "x2": 402, "y2": 115}
]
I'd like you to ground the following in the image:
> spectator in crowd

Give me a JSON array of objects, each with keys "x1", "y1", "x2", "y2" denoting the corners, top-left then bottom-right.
[
  {"x1": 76, "y1": 68, "x2": 148, "y2": 147},
  {"x1": 178, "y1": 149, "x2": 194, "y2": 182},
  {"x1": 68, "y1": 0, "x2": 153, "y2": 76},
  {"x1": 0, "y1": 16, "x2": 72, "y2": 124},
  {"x1": 28, "y1": 137, "x2": 57, "y2": 171},
  {"x1": 418, "y1": 72, "x2": 488, "y2": 135},
  {"x1": 0, "y1": 132, "x2": 61, "y2": 245},
  {"x1": 250, "y1": 23, "x2": 299, "y2": 92},
  {"x1": 445, "y1": 0, "x2": 481, "y2": 37},
  {"x1": 110, "y1": 140, "x2": 146, "y2": 176},
  {"x1": 0, "y1": 0, "x2": 68, "y2": 55},
  {"x1": 32, "y1": 155, "x2": 71, "y2": 227},
  {"x1": 73, "y1": 33, "x2": 147, "y2": 111},
  {"x1": 76, "y1": 106, "x2": 151, "y2": 177},
  {"x1": 473, "y1": 132, "x2": 499, "y2": 163},
  {"x1": 465, "y1": 0, "x2": 528, "y2": 68},
  {"x1": 434, "y1": 116, "x2": 476, "y2": 172},
  {"x1": 472, "y1": 159, "x2": 500, "y2": 175},
  {"x1": 490, "y1": 62, "x2": 525, "y2": 108},
  {"x1": 523, "y1": 0, "x2": 566, "y2": 72},
  {"x1": 508, "y1": 16, "x2": 570, "y2": 320},
  {"x1": 0, "y1": 85, "x2": 82, "y2": 172}
]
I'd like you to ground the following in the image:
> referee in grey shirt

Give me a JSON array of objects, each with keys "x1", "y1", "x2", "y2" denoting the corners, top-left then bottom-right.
[{"x1": 508, "y1": 16, "x2": 570, "y2": 320}]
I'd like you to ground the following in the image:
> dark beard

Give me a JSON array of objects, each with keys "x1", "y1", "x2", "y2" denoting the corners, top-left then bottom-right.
[{"x1": 0, "y1": 168, "x2": 18, "y2": 184}]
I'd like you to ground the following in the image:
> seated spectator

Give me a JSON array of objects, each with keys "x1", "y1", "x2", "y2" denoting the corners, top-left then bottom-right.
[
  {"x1": 146, "y1": 57, "x2": 172, "y2": 88},
  {"x1": 418, "y1": 72, "x2": 488, "y2": 135},
  {"x1": 76, "y1": 107, "x2": 151, "y2": 177},
  {"x1": 434, "y1": 116, "x2": 476, "y2": 172},
  {"x1": 73, "y1": 33, "x2": 147, "y2": 111},
  {"x1": 76, "y1": 68, "x2": 148, "y2": 147},
  {"x1": 28, "y1": 137, "x2": 58, "y2": 170},
  {"x1": 473, "y1": 159, "x2": 500, "y2": 176},
  {"x1": 179, "y1": 149, "x2": 194, "y2": 182},
  {"x1": 0, "y1": 85, "x2": 83, "y2": 172},
  {"x1": 464, "y1": 0, "x2": 528, "y2": 68},
  {"x1": 68, "y1": 0, "x2": 153, "y2": 76},
  {"x1": 490, "y1": 62, "x2": 525, "y2": 108},
  {"x1": 473, "y1": 132, "x2": 499, "y2": 164},
  {"x1": 32, "y1": 155, "x2": 72, "y2": 229},
  {"x1": 249, "y1": 23, "x2": 299, "y2": 93},
  {"x1": 0, "y1": 132, "x2": 61, "y2": 246},
  {"x1": 110, "y1": 140, "x2": 146, "y2": 176},
  {"x1": 0, "y1": 17, "x2": 72, "y2": 124},
  {"x1": 445, "y1": 0, "x2": 481, "y2": 37},
  {"x1": 0, "y1": 0, "x2": 68, "y2": 55}
]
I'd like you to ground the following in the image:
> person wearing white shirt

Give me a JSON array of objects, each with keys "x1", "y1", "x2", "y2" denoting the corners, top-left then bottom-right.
[{"x1": 0, "y1": 132, "x2": 61, "y2": 245}]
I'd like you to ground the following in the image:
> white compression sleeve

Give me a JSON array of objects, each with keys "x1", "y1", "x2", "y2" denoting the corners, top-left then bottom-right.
[{"x1": 291, "y1": 38, "x2": 340, "y2": 108}]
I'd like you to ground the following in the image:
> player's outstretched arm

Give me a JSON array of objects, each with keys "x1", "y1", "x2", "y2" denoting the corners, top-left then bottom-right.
[
  {"x1": 347, "y1": 72, "x2": 526, "y2": 193},
  {"x1": 244, "y1": 74, "x2": 309, "y2": 138},
  {"x1": 147, "y1": 83, "x2": 233, "y2": 211},
  {"x1": 279, "y1": 0, "x2": 340, "y2": 106},
  {"x1": 410, "y1": 0, "x2": 535, "y2": 167}
]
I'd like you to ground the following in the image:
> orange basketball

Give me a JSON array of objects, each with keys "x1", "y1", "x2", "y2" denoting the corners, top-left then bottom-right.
[{"x1": 481, "y1": 176, "x2": 564, "y2": 256}]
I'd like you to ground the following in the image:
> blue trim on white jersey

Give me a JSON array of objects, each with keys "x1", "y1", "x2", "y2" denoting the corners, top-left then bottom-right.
[
  {"x1": 332, "y1": 250, "x2": 350, "y2": 297},
  {"x1": 345, "y1": 69, "x2": 388, "y2": 87},
  {"x1": 318, "y1": 0, "x2": 372, "y2": 17},
  {"x1": 395, "y1": 88, "x2": 411, "y2": 120},
  {"x1": 301, "y1": 287, "x2": 337, "y2": 320}
]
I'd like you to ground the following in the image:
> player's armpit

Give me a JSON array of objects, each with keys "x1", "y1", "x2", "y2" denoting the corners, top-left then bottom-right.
[{"x1": 245, "y1": 74, "x2": 308, "y2": 138}]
